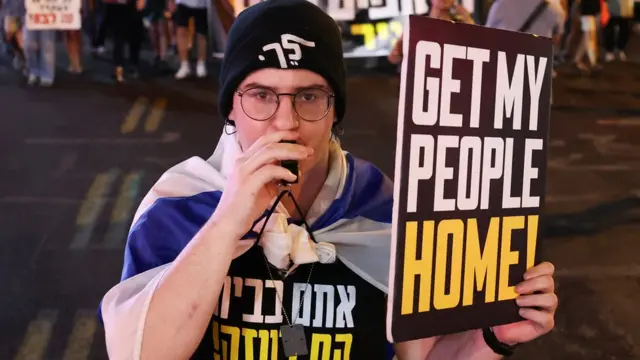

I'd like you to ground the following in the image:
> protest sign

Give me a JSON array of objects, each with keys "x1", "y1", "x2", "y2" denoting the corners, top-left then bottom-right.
[
  {"x1": 386, "y1": 15, "x2": 552, "y2": 343},
  {"x1": 25, "y1": 0, "x2": 81, "y2": 30},
  {"x1": 209, "y1": 0, "x2": 476, "y2": 57}
]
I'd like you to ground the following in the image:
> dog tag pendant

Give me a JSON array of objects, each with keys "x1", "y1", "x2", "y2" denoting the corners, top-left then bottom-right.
[{"x1": 281, "y1": 324, "x2": 308, "y2": 357}]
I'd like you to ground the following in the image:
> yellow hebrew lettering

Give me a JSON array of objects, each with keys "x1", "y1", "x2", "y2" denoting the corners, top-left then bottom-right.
[
  {"x1": 213, "y1": 321, "x2": 221, "y2": 360},
  {"x1": 257, "y1": 329, "x2": 270, "y2": 360},
  {"x1": 221, "y1": 325, "x2": 241, "y2": 360},
  {"x1": 333, "y1": 333, "x2": 353, "y2": 359},
  {"x1": 310, "y1": 333, "x2": 332, "y2": 360},
  {"x1": 375, "y1": 21, "x2": 389, "y2": 44},
  {"x1": 270, "y1": 329, "x2": 279, "y2": 359},
  {"x1": 389, "y1": 20, "x2": 402, "y2": 45},
  {"x1": 242, "y1": 328, "x2": 270, "y2": 360},
  {"x1": 350, "y1": 23, "x2": 376, "y2": 50},
  {"x1": 242, "y1": 328, "x2": 257, "y2": 359}
]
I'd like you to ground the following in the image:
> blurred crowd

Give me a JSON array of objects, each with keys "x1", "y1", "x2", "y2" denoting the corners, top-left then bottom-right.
[
  {"x1": 2, "y1": 0, "x2": 640, "y2": 88},
  {"x1": 0, "y1": 0, "x2": 210, "y2": 86},
  {"x1": 388, "y1": 0, "x2": 640, "y2": 78}
]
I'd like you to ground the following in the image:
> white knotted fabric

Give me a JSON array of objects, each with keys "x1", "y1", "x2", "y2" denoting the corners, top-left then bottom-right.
[
  {"x1": 254, "y1": 212, "x2": 338, "y2": 271},
  {"x1": 100, "y1": 132, "x2": 392, "y2": 360}
]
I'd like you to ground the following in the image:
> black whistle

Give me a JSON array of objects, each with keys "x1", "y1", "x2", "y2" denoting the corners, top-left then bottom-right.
[{"x1": 280, "y1": 140, "x2": 299, "y2": 184}]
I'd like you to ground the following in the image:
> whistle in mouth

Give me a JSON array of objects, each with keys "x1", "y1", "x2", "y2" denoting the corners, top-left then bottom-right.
[{"x1": 280, "y1": 140, "x2": 299, "y2": 184}]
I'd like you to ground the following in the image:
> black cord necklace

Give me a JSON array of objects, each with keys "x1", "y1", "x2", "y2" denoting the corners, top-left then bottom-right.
[{"x1": 254, "y1": 184, "x2": 318, "y2": 357}]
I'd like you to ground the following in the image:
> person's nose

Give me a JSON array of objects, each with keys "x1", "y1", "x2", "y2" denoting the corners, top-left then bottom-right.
[{"x1": 271, "y1": 95, "x2": 300, "y2": 131}]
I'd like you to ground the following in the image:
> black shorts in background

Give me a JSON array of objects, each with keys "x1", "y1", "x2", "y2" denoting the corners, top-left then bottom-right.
[{"x1": 174, "y1": 4, "x2": 208, "y2": 35}]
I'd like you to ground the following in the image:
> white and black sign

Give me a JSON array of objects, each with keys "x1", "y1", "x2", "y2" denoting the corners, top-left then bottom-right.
[{"x1": 386, "y1": 15, "x2": 553, "y2": 343}]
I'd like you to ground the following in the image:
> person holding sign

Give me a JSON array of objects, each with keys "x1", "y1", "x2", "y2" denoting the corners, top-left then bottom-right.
[
  {"x1": 388, "y1": 0, "x2": 474, "y2": 65},
  {"x1": 99, "y1": 0, "x2": 557, "y2": 359}
]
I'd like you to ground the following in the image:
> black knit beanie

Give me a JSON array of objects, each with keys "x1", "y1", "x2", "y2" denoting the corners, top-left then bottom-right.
[{"x1": 218, "y1": 0, "x2": 347, "y2": 124}]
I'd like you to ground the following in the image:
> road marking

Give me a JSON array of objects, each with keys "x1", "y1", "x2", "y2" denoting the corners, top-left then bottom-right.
[
  {"x1": 53, "y1": 153, "x2": 78, "y2": 178},
  {"x1": 550, "y1": 164, "x2": 635, "y2": 171},
  {"x1": 70, "y1": 169, "x2": 120, "y2": 250},
  {"x1": 144, "y1": 98, "x2": 168, "y2": 133},
  {"x1": 141, "y1": 156, "x2": 182, "y2": 168},
  {"x1": 121, "y1": 97, "x2": 149, "y2": 134},
  {"x1": 14, "y1": 309, "x2": 58, "y2": 360},
  {"x1": 548, "y1": 153, "x2": 583, "y2": 168},
  {"x1": 62, "y1": 310, "x2": 98, "y2": 360},
  {"x1": 546, "y1": 194, "x2": 604, "y2": 203},
  {"x1": 0, "y1": 197, "x2": 81, "y2": 205},
  {"x1": 556, "y1": 264, "x2": 640, "y2": 279},
  {"x1": 25, "y1": 132, "x2": 181, "y2": 145},
  {"x1": 548, "y1": 153, "x2": 637, "y2": 171},
  {"x1": 103, "y1": 171, "x2": 143, "y2": 249},
  {"x1": 597, "y1": 117, "x2": 640, "y2": 126}
]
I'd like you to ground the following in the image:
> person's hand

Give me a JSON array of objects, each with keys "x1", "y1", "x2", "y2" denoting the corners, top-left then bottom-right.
[
  {"x1": 388, "y1": 50, "x2": 402, "y2": 65},
  {"x1": 454, "y1": 4, "x2": 474, "y2": 24},
  {"x1": 211, "y1": 131, "x2": 313, "y2": 237},
  {"x1": 492, "y1": 262, "x2": 558, "y2": 345},
  {"x1": 388, "y1": 36, "x2": 403, "y2": 65},
  {"x1": 136, "y1": 0, "x2": 145, "y2": 11}
]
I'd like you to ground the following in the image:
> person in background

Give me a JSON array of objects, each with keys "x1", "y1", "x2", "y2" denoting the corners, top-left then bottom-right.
[
  {"x1": 90, "y1": 0, "x2": 108, "y2": 55},
  {"x1": 574, "y1": 0, "x2": 602, "y2": 73},
  {"x1": 168, "y1": 0, "x2": 208, "y2": 79},
  {"x1": 603, "y1": 0, "x2": 635, "y2": 61},
  {"x1": 143, "y1": 0, "x2": 170, "y2": 69},
  {"x1": 558, "y1": 0, "x2": 583, "y2": 63},
  {"x1": 388, "y1": 0, "x2": 474, "y2": 65},
  {"x1": 0, "y1": 0, "x2": 26, "y2": 73},
  {"x1": 104, "y1": 0, "x2": 145, "y2": 82},
  {"x1": 486, "y1": 0, "x2": 565, "y2": 39},
  {"x1": 485, "y1": 0, "x2": 565, "y2": 77},
  {"x1": 428, "y1": 0, "x2": 474, "y2": 23},
  {"x1": 64, "y1": 29, "x2": 83, "y2": 74},
  {"x1": 22, "y1": 26, "x2": 56, "y2": 86},
  {"x1": 166, "y1": 11, "x2": 178, "y2": 56}
]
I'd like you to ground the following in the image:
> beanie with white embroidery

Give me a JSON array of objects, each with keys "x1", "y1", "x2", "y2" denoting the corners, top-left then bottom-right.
[{"x1": 218, "y1": 0, "x2": 347, "y2": 125}]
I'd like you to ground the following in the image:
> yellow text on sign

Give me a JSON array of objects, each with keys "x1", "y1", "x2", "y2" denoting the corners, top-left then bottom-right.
[
  {"x1": 401, "y1": 215, "x2": 538, "y2": 315},
  {"x1": 212, "y1": 321, "x2": 353, "y2": 359},
  {"x1": 350, "y1": 21, "x2": 403, "y2": 50}
]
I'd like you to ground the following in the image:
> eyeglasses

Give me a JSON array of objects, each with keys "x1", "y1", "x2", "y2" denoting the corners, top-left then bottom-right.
[{"x1": 235, "y1": 87, "x2": 335, "y2": 122}]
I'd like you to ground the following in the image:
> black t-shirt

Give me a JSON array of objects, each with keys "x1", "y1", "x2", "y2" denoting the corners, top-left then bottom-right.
[
  {"x1": 191, "y1": 246, "x2": 389, "y2": 359},
  {"x1": 580, "y1": 0, "x2": 601, "y2": 15},
  {"x1": 111, "y1": 152, "x2": 396, "y2": 360}
]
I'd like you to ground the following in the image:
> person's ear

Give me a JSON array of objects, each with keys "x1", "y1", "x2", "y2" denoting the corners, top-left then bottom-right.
[{"x1": 224, "y1": 118, "x2": 237, "y2": 135}]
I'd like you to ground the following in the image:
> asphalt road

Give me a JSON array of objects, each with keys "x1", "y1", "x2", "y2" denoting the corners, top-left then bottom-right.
[{"x1": 1, "y1": 46, "x2": 640, "y2": 360}]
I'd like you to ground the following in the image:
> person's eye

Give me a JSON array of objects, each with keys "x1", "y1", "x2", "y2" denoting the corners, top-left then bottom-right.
[
  {"x1": 299, "y1": 92, "x2": 317, "y2": 101},
  {"x1": 247, "y1": 89, "x2": 274, "y2": 101}
]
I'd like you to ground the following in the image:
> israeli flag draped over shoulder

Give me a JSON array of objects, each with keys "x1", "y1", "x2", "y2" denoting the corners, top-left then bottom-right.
[{"x1": 100, "y1": 131, "x2": 395, "y2": 359}]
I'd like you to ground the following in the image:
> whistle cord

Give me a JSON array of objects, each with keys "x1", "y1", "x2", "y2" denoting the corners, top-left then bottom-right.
[{"x1": 255, "y1": 186, "x2": 317, "y2": 327}]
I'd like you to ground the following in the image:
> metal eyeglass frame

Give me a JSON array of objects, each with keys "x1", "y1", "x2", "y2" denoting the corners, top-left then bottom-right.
[{"x1": 235, "y1": 87, "x2": 336, "y2": 122}]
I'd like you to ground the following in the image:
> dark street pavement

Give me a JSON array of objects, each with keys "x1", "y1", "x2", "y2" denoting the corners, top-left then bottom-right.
[{"x1": 2, "y1": 42, "x2": 640, "y2": 360}]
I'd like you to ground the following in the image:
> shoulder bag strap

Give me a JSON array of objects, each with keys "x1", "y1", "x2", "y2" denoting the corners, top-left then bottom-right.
[{"x1": 519, "y1": 0, "x2": 550, "y2": 32}]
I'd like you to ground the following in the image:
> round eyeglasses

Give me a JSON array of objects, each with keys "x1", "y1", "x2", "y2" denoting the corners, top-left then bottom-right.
[{"x1": 236, "y1": 87, "x2": 335, "y2": 122}]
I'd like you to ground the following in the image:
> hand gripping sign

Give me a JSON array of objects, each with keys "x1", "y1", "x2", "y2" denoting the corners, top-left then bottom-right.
[{"x1": 386, "y1": 16, "x2": 553, "y2": 343}]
